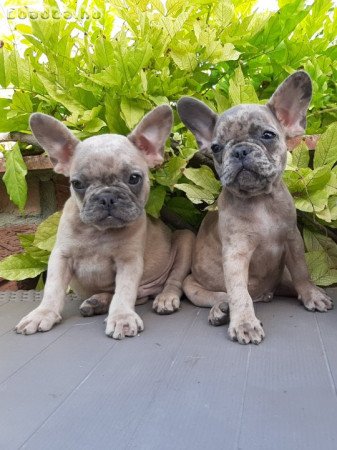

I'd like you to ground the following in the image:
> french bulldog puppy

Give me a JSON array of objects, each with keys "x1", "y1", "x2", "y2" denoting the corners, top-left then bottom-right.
[
  {"x1": 15, "y1": 105, "x2": 194, "y2": 339},
  {"x1": 177, "y1": 71, "x2": 333, "y2": 345}
]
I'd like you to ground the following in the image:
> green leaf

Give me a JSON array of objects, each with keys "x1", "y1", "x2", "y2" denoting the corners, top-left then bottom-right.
[
  {"x1": 183, "y1": 165, "x2": 221, "y2": 195},
  {"x1": 0, "y1": 253, "x2": 46, "y2": 281},
  {"x1": 228, "y1": 66, "x2": 259, "y2": 105},
  {"x1": 120, "y1": 97, "x2": 146, "y2": 130},
  {"x1": 294, "y1": 188, "x2": 328, "y2": 212},
  {"x1": 3, "y1": 143, "x2": 28, "y2": 211},
  {"x1": 171, "y1": 50, "x2": 198, "y2": 71},
  {"x1": 314, "y1": 122, "x2": 337, "y2": 169},
  {"x1": 11, "y1": 90, "x2": 33, "y2": 113},
  {"x1": 146, "y1": 185, "x2": 167, "y2": 218},
  {"x1": 33, "y1": 212, "x2": 62, "y2": 252},
  {"x1": 155, "y1": 156, "x2": 186, "y2": 187},
  {"x1": 174, "y1": 183, "x2": 215, "y2": 204},
  {"x1": 18, "y1": 234, "x2": 50, "y2": 265},
  {"x1": 304, "y1": 166, "x2": 331, "y2": 193},
  {"x1": 83, "y1": 118, "x2": 107, "y2": 133},
  {"x1": 0, "y1": 46, "x2": 9, "y2": 88},
  {"x1": 290, "y1": 142, "x2": 310, "y2": 168},
  {"x1": 166, "y1": 196, "x2": 202, "y2": 227},
  {"x1": 212, "y1": 0, "x2": 235, "y2": 28},
  {"x1": 305, "y1": 250, "x2": 337, "y2": 286},
  {"x1": 303, "y1": 228, "x2": 337, "y2": 265}
]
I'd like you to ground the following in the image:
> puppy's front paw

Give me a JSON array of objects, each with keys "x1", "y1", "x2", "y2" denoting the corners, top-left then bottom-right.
[
  {"x1": 153, "y1": 293, "x2": 180, "y2": 315},
  {"x1": 228, "y1": 315, "x2": 265, "y2": 345},
  {"x1": 15, "y1": 308, "x2": 62, "y2": 335},
  {"x1": 208, "y1": 302, "x2": 229, "y2": 326},
  {"x1": 300, "y1": 286, "x2": 333, "y2": 312},
  {"x1": 105, "y1": 310, "x2": 144, "y2": 339}
]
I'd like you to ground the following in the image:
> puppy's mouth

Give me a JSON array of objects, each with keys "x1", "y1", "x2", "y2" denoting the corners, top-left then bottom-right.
[
  {"x1": 220, "y1": 147, "x2": 279, "y2": 196},
  {"x1": 79, "y1": 190, "x2": 143, "y2": 229},
  {"x1": 235, "y1": 168, "x2": 268, "y2": 192}
]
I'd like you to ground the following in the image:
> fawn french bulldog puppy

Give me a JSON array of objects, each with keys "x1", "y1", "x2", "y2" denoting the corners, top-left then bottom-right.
[
  {"x1": 177, "y1": 71, "x2": 332, "y2": 344},
  {"x1": 15, "y1": 105, "x2": 194, "y2": 339}
]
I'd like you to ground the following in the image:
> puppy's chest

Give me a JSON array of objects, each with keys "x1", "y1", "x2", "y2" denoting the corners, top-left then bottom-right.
[
  {"x1": 254, "y1": 207, "x2": 290, "y2": 241},
  {"x1": 65, "y1": 233, "x2": 120, "y2": 283}
]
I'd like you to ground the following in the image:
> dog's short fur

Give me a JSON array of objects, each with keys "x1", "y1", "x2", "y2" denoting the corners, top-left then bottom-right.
[
  {"x1": 177, "y1": 71, "x2": 333, "y2": 344},
  {"x1": 15, "y1": 106, "x2": 194, "y2": 339}
]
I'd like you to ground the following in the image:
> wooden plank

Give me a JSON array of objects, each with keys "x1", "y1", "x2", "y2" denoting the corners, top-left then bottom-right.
[
  {"x1": 0, "y1": 298, "x2": 83, "y2": 383},
  {"x1": 1, "y1": 290, "x2": 337, "y2": 449},
  {"x1": 14, "y1": 302, "x2": 202, "y2": 450},
  {"x1": 238, "y1": 296, "x2": 337, "y2": 450},
  {"x1": 0, "y1": 316, "x2": 116, "y2": 449},
  {"x1": 126, "y1": 306, "x2": 250, "y2": 450}
]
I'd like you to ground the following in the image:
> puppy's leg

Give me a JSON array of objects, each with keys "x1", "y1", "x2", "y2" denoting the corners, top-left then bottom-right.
[
  {"x1": 136, "y1": 296, "x2": 149, "y2": 305},
  {"x1": 285, "y1": 229, "x2": 333, "y2": 311},
  {"x1": 222, "y1": 239, "x2": 265, "y2": 345},
  {"x1": 153, "y1": 230, "x2": 195, "y2": 315},
  {"x1": 15, "y1": 249, "x2": 72, "y2": 334},
  {"x1": 105, "y1": 256, "x2": 144, "y2": 339},
  {"x1": 80, "y1": 293, "x2": 112, "y2": 317},
  {"x1": 183, "y1": 274, "x2": 229, "y2": 326},
  {"x1": 275, "y1": 267, "x2": 298, "y2": 297}
]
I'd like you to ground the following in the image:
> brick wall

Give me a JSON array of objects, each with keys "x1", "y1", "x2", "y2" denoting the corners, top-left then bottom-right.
[{"x1": 0, "y1": 155, "x2": 70, "y2": 290}]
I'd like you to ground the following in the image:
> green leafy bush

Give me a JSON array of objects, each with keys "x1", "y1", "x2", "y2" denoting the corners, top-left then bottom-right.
[{"x1": 0, "y1": 0, "x2": 337, "y2": 284}]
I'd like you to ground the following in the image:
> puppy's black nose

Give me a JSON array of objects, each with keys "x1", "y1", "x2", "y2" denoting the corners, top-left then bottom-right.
[
  {"x1": 97, "y1": 192, "x2": 115, "y2": 207},
  {"x1": 232, "y1": 146, "x2": 253, "y2": 160}
]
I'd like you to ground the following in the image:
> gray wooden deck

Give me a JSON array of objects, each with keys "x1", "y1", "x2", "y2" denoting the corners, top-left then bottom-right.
[{"x1": 1, "y1": 289, "x2": 337, "y2": 450}]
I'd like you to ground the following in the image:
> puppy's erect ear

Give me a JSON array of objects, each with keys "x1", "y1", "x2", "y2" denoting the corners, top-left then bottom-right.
[
  {"x1": 177, "y1": 97, "x2": 217, "y2": 152},
  {"x1": 30, "y1": 113, "x2": 80, "y2": 176},
  {"x1": 128, "y1": 105, "x2": 173, "y2": 168},
  {"x1": 267, "y1": 71, "x2": 312, "y2": 138}
]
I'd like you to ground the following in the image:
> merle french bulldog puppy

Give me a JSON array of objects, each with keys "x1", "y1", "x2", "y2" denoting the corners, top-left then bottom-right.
[
  {"x1": 15, "y1": 106, "x2": 194, "y2": 339},
  {"x1": 177, "y1": 71, "x2": 332, "y2": 345}
]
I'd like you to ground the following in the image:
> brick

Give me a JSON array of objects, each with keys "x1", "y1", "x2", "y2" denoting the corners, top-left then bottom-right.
[
  {"x1": 0, "y1": 177, "x2": 41, "y2": 216},
  {"x1": 0, "y1": 224, "x2": 39, "y2": 291}
]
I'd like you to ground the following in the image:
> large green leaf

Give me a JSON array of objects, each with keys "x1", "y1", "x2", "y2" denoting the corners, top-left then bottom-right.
[
  {"x1": 155, "y1": 156, "x2": 186, "y2": 187},
  {"x1": 290, "y1": 142, "x2": 310, "y2": 168},
  {"x1": 146, "y1": 185, "x2": 166, "y2": 218},
  {"x1": 3, "y1": 143, "x2": 28, "y2": 211},
  {"x1": 305, "y1": 250, "x2": 337, "y2": 286},
  {"x1": 33, "y1": 212, "x2": 62, "y2": 252},
  {"x1": 313, "y1": 123, "x2": 337, "y2": 169},
  {"x1": 0, "y1": 253, "x2": 46, "y2": 281},
  {"x1": 174, "y1": 183, "x2": 215, "y2": 204},
  {"x1": 183, "y1": 166, "x2": 221, "y2": 195},
  {"x1": 166, "y1": 196, "x2": 202, "y2": 227}
]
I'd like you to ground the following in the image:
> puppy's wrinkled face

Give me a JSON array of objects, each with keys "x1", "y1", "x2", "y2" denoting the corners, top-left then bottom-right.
[
  {"x1": 69, "y1": 135, "x2": 149, "y2": 229},
  {"x1": 211, "y1": 105, "x2": 286, "y2": 197}
]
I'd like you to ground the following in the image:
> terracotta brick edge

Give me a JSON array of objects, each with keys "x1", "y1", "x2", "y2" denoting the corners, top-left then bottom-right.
[
  {"x1": 287, "y1": 135, "x2": 320, "y2": 151},
  {"x1": 0, "y1": 154, "x2": 53, "y2": 173}
]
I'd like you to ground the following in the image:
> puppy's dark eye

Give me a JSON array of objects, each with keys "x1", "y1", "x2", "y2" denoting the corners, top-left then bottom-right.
[
  {"x1": 211, "y1": 143, "x2": 223, "y2": 154},
  {"x1": 71, "y1": 179, "x2": 85, "y2": 190},
  {"x1": 262, "y1": 130, "x2": 277, "y2": 140},
  {"x1": 129, "y1": 173, "x2": 142, "y2": 185}
]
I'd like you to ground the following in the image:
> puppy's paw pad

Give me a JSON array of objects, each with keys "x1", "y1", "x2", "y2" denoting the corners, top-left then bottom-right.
[
  {"x1": 15, "y1": 309, "x2": 61, "y2": 335},
  {"x1": 208, "y1": 302, "x2": 229, "y2": 326},
  {"x1": 105, "y1": 310, "x2": 144, "y2": 340},
  {"x1": 228, "y1": 317, "x2": 264, "y2": 345},
  {"x1": 153, "y1": 293, "x2": 180, "y2": 315},
  {"x1": 80, "y1": 295, "x2": 110, "y2": 317}
]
